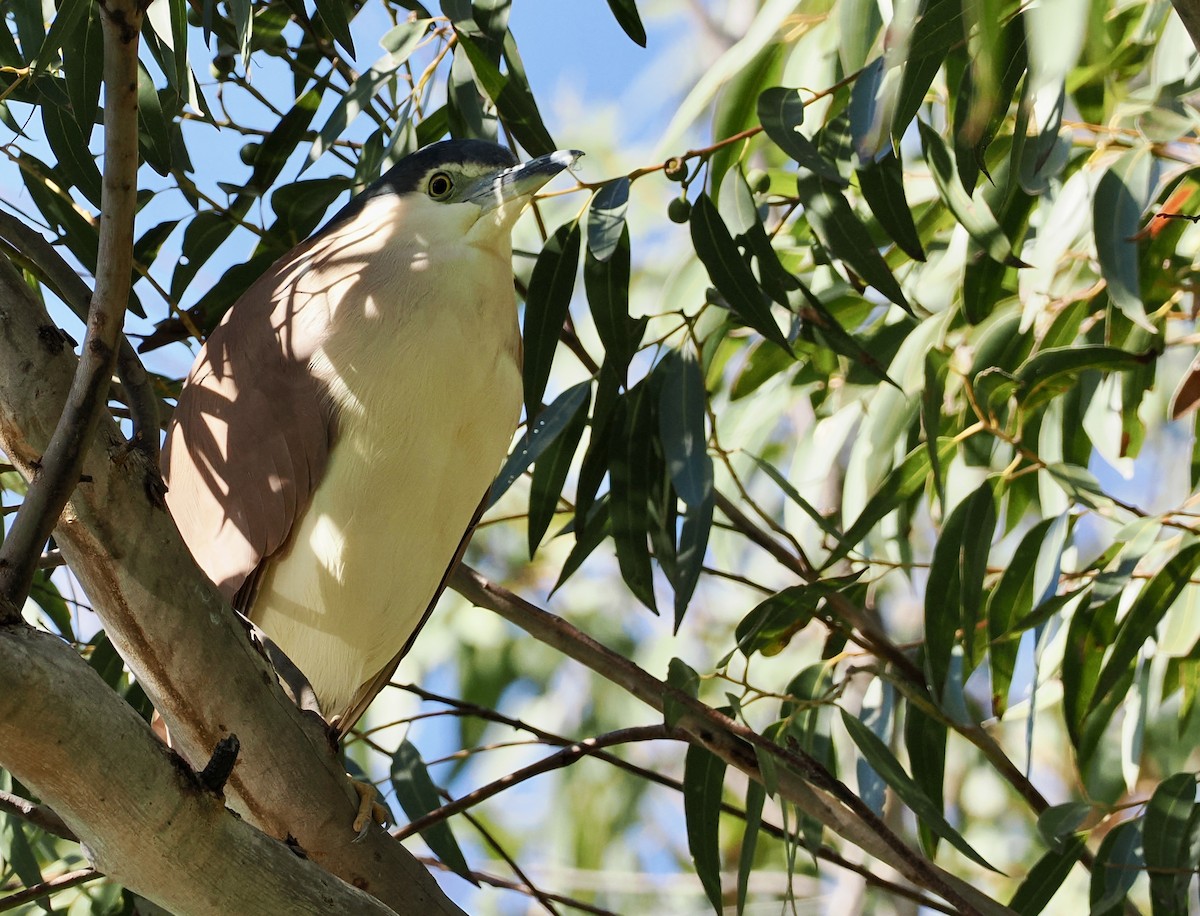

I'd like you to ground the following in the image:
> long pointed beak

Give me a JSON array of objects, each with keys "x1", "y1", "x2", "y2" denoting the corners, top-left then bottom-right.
[{"x1": 466, "y1": 150, "x2": 584, "y2": 211}]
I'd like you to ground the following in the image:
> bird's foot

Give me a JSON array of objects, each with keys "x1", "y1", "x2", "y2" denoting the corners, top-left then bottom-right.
[{"x1": 350, "y1": 779, "x2": 391, "y2": 841}]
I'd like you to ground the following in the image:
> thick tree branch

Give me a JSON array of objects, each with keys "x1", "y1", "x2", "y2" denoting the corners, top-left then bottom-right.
[
  {"x1": 0, "y1": 0, "x2": 148, "y2": 611},
  {"x1": 0, "y1": 259, "x2": 463, "y2": 914},
  {"x1": 0, "y1": 623, "x2": 398, "y2": 915},
  {"x1": 450, "y1": 564, "x2": 1015, "y2": 916}
]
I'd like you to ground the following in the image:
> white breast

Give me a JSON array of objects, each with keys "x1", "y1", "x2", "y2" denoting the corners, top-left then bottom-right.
[{"x1": 249, "y1": 193, "x2": 522, "y2": 719}]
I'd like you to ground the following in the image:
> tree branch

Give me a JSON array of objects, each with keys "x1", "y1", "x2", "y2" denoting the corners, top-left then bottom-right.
[
  {"x1": 0, "y1": 868, "x2": 98, "y2": 914},
  {"x1": 0, "y1": 622, "x2": 399, "y2": 915},
  {"x1": 450, "y1": 564, "x2": 1015, "y2": 916},
  {"x1": 0, "y1": 0, "x2": 144, "y2": 611}
]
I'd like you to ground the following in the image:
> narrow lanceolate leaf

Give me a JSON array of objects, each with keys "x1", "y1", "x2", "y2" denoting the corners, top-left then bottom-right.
[
  {"x1": 757, "y1": 87, "x2": 844, "y2": 185},
  {"x1": 658, "y1": 348, "x2": 714, "y2": 626},
  {"x1": 453, "y1": 29, "x2": 555, "y2": 155},
  {"x1": 489, "y1": 382, "x2": 591, "y2": 508},
  {"x1": 606, "y1": 0, "x2": 647, "y2": 46},
  {"x1": 924, "y1": 485, "x2": 977, "y2": 698},
  {"x1": 584, "y1": 225, "x2": 640, "y2": 382},
  {"x1": 1037, "y1": 803, "x2": 1091, "y2": 852},
  {"x1": 960, "y1": 479, "x2": 998, "y2": 666},
  {"x1": 249, "y1": 89, "x2": 322, "y2": 195},
  {"x1": 736, "y1": 781, "x2": 765, "y2": 915},
  {"x1": 314, "y1": 0, "x2": 356, "y2": 56},
  {"x1": 918, "y1": 119, "x2": 1023, "y2": 267},
  {"x1": 657, "y1": 349, "x2": 711, "y2": 508},
  {"x1": 736, "y1": 582, "x2": 851, "y2": 657},
  {"x1": 841, "y1": 711, "x2": 998, "y2": 871},
  {"x1": 308, "y1": 53, "x2": 406, "y2": 168},
  {"x1": 1090, "y1": 542, "x2": 1200, "y2": 716},
  {"x1": 1144, "y1": 773, "x2": 1200, "y2": 916},
  {"x1": 63, "y1": 2, "x2": 103, "y2": 136},
  {"x1": 1013, "y1": 345, "x2": 1149, "y2": 412},
  {"x1": 527, "y1": 385, "x2": 590, "y2": 556},
  {"x1": 1089, "y1": 820, "x2": 1143, "y2": 915},
  {"x1": 587, "y1": 178, "x2": 630, "y2": 262},
  {"x1": 1007, "y1": 835, "x2": 1085, "y2": 915},
  {"x1": 137, "y1": 63, "x2": 173, "y2": 175},
  {"x1": 41, "y1": 104, "x2": 101, "y2": 206},
  {"x1": 523, "y1": 220, "x2": 582, "y2": 414},
  {"x1": 857, "y1": 152, "x2": 925, "y2": 261},
  {"x1": 795, "y1": 173, "x2": 911, "y2": 312},
  {"x1": 987, "y1": 517, "x2": 1061, "y2": 716},
  {"x1": 390, "y1": 740, "x2": 473, "y2": 881},
  {"x1": 823, "y1": 437, "x2": 958, "y2": 569},
  {"x1": 610, "y1": 386, "x2": 658, "y2": 612},
  {"x1": 1094, "y1": 147, "x2": 1155, "y2": 330},
  {"x1": 690, "y1": 193, "x2": 789, "y2": 350},
  {"x1": 684, "y1": 745, "x2": 727, "y2": 915}
]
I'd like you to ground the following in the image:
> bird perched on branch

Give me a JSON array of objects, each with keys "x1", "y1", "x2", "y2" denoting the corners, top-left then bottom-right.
[{"x1": 163, "y1": 140, "x2": 580, "y2": 754}]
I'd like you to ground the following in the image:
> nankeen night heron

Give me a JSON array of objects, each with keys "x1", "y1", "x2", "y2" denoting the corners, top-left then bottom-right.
[{"x1": 163, "y1": 140, "x2": 580, "y2": 754}]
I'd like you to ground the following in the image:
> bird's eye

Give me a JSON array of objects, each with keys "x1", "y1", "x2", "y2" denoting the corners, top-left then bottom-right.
[{"x1": 427, "y1": 172, "x2": 454, "y2": 200}]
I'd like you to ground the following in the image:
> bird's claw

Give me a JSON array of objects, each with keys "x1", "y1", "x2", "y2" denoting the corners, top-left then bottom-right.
[{"x1": 350, "y1": 779, "x2": 391, "y2": 841}]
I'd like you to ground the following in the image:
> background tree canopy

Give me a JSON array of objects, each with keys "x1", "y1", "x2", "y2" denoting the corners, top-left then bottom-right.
[{"x1": 1, "y1": 0, "x2": 1200, "y2": 913}]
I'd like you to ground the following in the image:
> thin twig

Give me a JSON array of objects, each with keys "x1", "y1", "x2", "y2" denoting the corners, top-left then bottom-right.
[
  {"x1": 395, "y1": 726, "x2": 674, "y2": 841},
  {"x1": 0, "y1": 0, "x2": 146, "y2": 611},
  {"x1": 0, "y1": 868, "x2": 98, "y2": 913}
]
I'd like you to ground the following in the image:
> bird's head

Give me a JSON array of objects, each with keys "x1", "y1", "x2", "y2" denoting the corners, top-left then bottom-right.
[{"x1": 332, "y1": 139, "x2": 582, "y2": 247}]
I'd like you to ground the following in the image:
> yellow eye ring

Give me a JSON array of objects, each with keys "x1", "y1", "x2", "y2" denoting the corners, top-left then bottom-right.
[{"x1": 428, "y1": 172, "x2": 454, "y2": 199}]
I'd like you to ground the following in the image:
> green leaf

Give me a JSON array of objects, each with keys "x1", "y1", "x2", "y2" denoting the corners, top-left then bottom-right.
[
  {"x1": 137, "y1": 63, "x2": 173, "y2": 175},
  {"x1": 169, "y1": 211, "x2": 237, "y2": 306},
  {"x1": 313, "y1": 0, "x2": 356, "y2": 56},
  {"x1": 674, "y1": 490, "x2": 712, "y2": 630},
  {"x1": 736, "y1": 780, "x2": 764, "y2": 915},
  {"x1": 1090, "y1": 543, "x2": 1200, "y2": 717},
  {"x1": 893, "y1": 0, "x2": 959, "y2": 139},
  {"x1": 665, "y1": 656, "x2": 700, "y2": 729},
  {"x1": 29, "y1": 570, "x2": 73, "y2": 641},
  {"x1": 523, "y1": 220, "x2": 582, "y2": 414},
  {"x1": 657, "y1": 349, "x2": 711, "y2": 508},
  {"x1": 1089, "y1": 820, "x2": 1142, "y2": 915},
  {"x1": 41, "y1": 103, "x2": 101, "y2": 206},
  {"x1": 756, "y1": 87, "x2": 844, "y2": 185},
  {"x1": 587, "y1": 178, "x2": 629, "y2": 262},
  {"x1": 527, "y1": 384, "x2": 590, "y2": 556},
  {"x1": 551, "y1": 497, "x2": 612, "y2": 594},
  {"x1": 736, "y1": 579, "x2": 861, "y2": 658},
  {"x1": 747, "y1": 452, "x2": 842, "y2": 540},
  {"x1": 795, "y1": 173, "x2": 911, "y2": 312},
  {"x1": 584, "y1": 225, "x2": 641, "y2": 383},
  {"x1": 918, "y1": 119, "x2": 1023, "y2": 267},
  {"x1": 1144, "y1": 772, "x2": 1200, "y2": 916},
  {"x1": 453, "y1": 27, "x2": 555, "y2": 155},
  {"x1": 389, "y1": 739, "x2": 472, "y2": 881},
  {"x1": 610, "y1": 385, "x2": 659, "y2": 612},
  {"x1": 841, "y1": 710, "x2": 999, "y2": 871},
  {"x1": 1094, "y1": 147, "x2": 1155, "y2": 330},
  {"x1": 684, "y1": 744, "x2": 726, "y2": 914},
  {"x1": 606, "y1": 0, "x2": 647, "y2": 46},
  {"x1": 308, "y1": 54, "x2": 406, "y2": 168},
  {"x1": 32, "y1": 0, "x2": 88, "y2": 72},
  {"x1": 857, "y1": 152, "x2": 925, "y2": 261},
  {"x1": 1036, "y1": 802, "x2": 1091, "y2": 852},
  {"x1": 63, "y1": 0, "x2": 102, "y2": 135},
  {"x1": 1013, "y1": 345, "x2": 1150, "y2": 412},
  {"x1": 249, "y1": 88, "x2": 322, "y2": 194},
  {"x1": 489, "y1": 382, "x2": 591, "y2": 508},
  {"x1": 987, "y1": 516, "x2": 1066, "y2": 716},
  {"x1": 824, "y1": 437, "x2": 958, "y2": 569},
  {"x1": 690, "y1": 193, "x2": 789, "y2": 350},
  {"x1": 1007, "y1": 835, "x2": 1085, "y2": 915}
]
